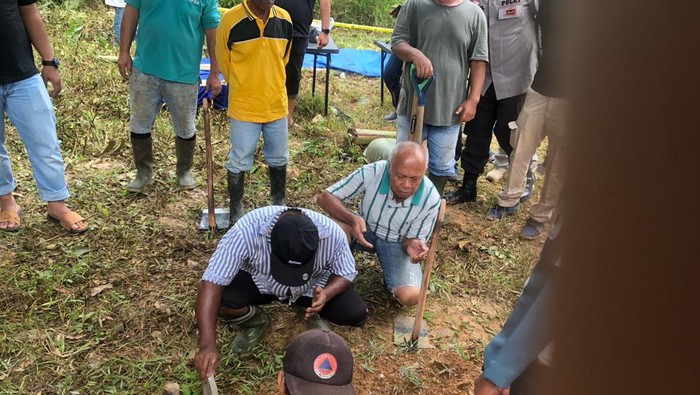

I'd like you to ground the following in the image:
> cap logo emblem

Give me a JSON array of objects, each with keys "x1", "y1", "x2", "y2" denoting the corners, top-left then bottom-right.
[
  {"x1": 313, "y1": 353, "x2": 337, "y2": 380},
  {"x1": 288, "y1": 260, "x2": 302, "y2": 266}
]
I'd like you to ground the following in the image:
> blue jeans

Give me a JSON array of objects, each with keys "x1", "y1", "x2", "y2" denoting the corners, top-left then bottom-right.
[
  {"x1": 225, "y1": 117, "x2": 288, "y2": 173},
  {"x1": 129, "y1": 68, "x2": 198, "y2": 139},
  {"x1": 383, "y1": 54, "x2": 403, "y2": 108},
  {"x1": 353, "y1": 229, "x2": 422, "y2": 293},
  {"x1": 396, "y1": 115, "x2": 460, "y2": 177},
  {"x1": 0, "y1": 74, "x2": 70, "y2": 201},
  {"x1": 112, "y1": 6, "x2": 124, "y2": 44}
]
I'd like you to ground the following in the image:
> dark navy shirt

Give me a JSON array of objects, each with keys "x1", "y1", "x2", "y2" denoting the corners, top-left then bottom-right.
[{"x1": 0, "y1": 0, "x2": 39, "y2": 84}]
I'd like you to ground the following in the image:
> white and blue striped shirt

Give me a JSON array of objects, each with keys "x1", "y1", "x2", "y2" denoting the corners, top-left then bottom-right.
[
  {"x1": 202, "y1": 206, "x2": 357, "y2": 302},
  {"x1": 327, "y1": 160, "x2": 441, "y2": 243}
]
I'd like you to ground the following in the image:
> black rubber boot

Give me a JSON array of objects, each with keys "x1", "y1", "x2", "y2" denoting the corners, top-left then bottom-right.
[
  {"x1": 227, "y1": 170, "x2": 246, "y2": 226},
  {"x1": 175, "y1": 136, "x2": 196, "y2": 189},
  {"x1": 428, "y1": 174, "x2": 449, "y2": 197},
  {"x1": 226, "y1": 305, "x2": 271, "y2": 356},
  {"x1": 269, "y1": 165, "x2": 287, "y2": 206},
  {"x1": 446, "y1": 172, "x2": 478, "y2": 204},
  {"x1": 126, "y1": 135, "x2": 153, "y2": 193}
]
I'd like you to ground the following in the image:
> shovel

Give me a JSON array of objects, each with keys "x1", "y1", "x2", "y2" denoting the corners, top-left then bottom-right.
[
  {"x1": 198, "y1": 97, "x2": 230, "y2": 231},
  {"x1": 393, "y1": 199, "x2": 446, "y2": 349},
  {"x1": 203, "y1": 376, "x2": 219, "y2": 395},
  {"x1": 408, "y1": 63, "x2": 435, "y2": 144}
]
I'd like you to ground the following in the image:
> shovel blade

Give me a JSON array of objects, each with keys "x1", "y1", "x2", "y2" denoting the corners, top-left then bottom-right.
[
  {"x1": 393, "y1": 315, "x2": 433, "y2": 349},
  {"x1": 198, "y1": 208, "x2": 231, "y2": 231},
  {"x1": 203, "y1": 376, "x2": 219, "y2": 395}
]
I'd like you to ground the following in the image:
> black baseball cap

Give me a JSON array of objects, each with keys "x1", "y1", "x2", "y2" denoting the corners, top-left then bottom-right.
[
  {"x1": 270, "y1": 211, "x2": 319, "y2": 287},
  {"x1": 283, "y1": 330, "x2": 355, "y2": 395}
]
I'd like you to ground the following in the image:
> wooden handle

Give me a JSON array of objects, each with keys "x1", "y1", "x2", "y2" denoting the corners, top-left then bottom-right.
[
  {"x1": 203, "y1": 98, "x2": 216, "y2": 231},
  {"x1": 410, "y1": 199, "x2": 446, "y2": 342},
  {"x1": 408, "y1": 95, "x2": 421, "y2": 143}
]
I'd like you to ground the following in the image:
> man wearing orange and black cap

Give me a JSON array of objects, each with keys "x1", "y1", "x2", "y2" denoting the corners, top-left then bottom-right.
[
  {"x1": 194, "y1": 206, "x2": 367, "y2": 381},
  {"x1": 278, "y1": 329, "x2": 355, "y2": 394}
]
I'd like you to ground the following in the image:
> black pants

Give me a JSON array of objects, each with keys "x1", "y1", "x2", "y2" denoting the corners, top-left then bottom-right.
[
  {"x1": 460, "y1": 83, "x2": 526, "y2": 176},
  {"x1": 285, "y1": 36, "x2": 308, "y2": 98},
  {"x1": 221, "y1": 270, "x2": 367, "y2": 327}
]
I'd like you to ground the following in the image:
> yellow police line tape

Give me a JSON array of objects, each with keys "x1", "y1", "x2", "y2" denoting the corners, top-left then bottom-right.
[
  {"x1": 216, "y1": 7, "x2": 393, "y2": 34},
  {"x1": 316, "y1": 20, "x2": 393, "y2": 34}
]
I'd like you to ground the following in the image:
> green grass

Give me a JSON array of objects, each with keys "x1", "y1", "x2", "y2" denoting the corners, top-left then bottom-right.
[{"x1": 0, "y1": 6, "x2": 547, "y2": 394}]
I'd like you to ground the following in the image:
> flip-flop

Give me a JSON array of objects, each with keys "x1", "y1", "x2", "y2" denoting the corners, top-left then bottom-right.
[
  {"x1": 47, "y1": 210, "x2": 88, "y2": 234},
  {"x1": 0, "y1": 209, "x2": 22, "y2": 232}
]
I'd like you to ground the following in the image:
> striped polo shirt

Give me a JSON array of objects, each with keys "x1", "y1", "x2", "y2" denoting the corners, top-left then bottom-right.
[
  {"x1": 202, "y1": 206, "x2": 357, "y2": 302},
  {"x1": 216, "y1": 1, "x2": 293, "y2": 123},
  {"x1": 327, "y1": 160, "x2": 441, "y2": 243}
]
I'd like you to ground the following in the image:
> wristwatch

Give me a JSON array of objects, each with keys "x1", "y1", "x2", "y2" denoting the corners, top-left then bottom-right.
[
  {"x1": 41, "y1": 58, "x2": 60, "y2": 69},
  {"x1": 321, "y1": 28, "x2": 330, "y2": 35}
]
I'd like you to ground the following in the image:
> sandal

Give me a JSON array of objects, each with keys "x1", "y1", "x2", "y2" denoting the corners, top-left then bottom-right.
[
  {"x1": 227, "y1": 306, "x2": 271, "y2": 356},
  {"x1": 0, "y1": 209, "x2": 22, "y2": 232},
  {"x1": 47, "y1": 210, "x2": 89, "y2": 234}
]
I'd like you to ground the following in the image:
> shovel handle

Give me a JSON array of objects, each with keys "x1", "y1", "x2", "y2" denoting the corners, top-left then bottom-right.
[
  {"x1": 407, "y1": 63, "x2": 433, "y2": 144},
  {"x1": 203, "y1": 98, "x2": 216, "y2": 231},
  {"x1": 411, "y1": 199, "x2": 446, "y2": 342},
  {"x1": 409, "y1": 95, "x2": 424, "y2": 144}
]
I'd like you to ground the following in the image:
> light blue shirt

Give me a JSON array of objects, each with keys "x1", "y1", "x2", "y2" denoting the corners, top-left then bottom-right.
[
  {"x1": 127, "y1": 0, "x2": 220, "y2": 84},
  {"x1": 202, "y1": 206, "x2": 357, "y2": 302}
]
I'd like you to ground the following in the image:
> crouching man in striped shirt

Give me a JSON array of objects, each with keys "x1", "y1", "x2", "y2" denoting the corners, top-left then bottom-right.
[
  {"x1": 317, "y1": 141, "x2": 442, "y2": 307},
  {"x1": 194, "y1": 207, "x2": 367, "y2": 380}
]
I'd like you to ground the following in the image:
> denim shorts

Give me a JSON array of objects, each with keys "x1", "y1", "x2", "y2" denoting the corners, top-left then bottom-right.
[
  {"x1": 352, "y1": 229, "x2": 422, "y2": 292},
  {"x1": 129, "y1": 68, "x2": 198, "y2": 139},
  {"x1": 396, "y1": 115, "x2": 460, "y2": 177}
]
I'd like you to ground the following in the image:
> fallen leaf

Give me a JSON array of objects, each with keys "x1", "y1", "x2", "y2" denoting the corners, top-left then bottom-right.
[
  {"x1": 90, "y1": 283, "x2": 113, "y2": 297},
  {"x1": 458, "y1": 240, "x2": 469, "y2": 250}
]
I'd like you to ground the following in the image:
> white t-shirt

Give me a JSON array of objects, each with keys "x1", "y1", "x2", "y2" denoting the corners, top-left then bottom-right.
[{"x1": 105, "y1": 0, "x2": 126, "y2": 7}]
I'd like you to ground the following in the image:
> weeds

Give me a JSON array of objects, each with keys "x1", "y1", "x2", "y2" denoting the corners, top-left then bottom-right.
[{"x1": 399, "y1": 363, "x2": 422, "y2": 388}]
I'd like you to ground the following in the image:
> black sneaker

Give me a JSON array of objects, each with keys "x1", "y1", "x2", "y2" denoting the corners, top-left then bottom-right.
[
  {"x1": 383, "y1": 111, "x2": 397, "y2": 122},
  {"x1": 446, "y1": 184, "x2": 476, "y2": 204},
  {"x1": 486, "y1": 203, "x2": 520, "y2": 221},
  {"x1": 520, "y1": 217, "x2": 545, "y2": 240}
]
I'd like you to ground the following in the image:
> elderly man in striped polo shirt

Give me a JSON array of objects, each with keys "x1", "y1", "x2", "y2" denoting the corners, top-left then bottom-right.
[
  {"x1": 317, "y1": 141, "x2": 442, "y2": 307},
  {"x1": 194, "y1": 206, "x2": 367, "y2": 380}
]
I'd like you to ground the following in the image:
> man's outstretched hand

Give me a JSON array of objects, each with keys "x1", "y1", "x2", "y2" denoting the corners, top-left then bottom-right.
[
  {"x1": 352, "y1": 215, "x2": 373, "y2": 249},
  {"x1": 304, "y1": 287, "x2": 327, "y2": 319},
  {"x1": 474, "y1": 374, "x2": 511, "y2": 395},
  {"x1": 194, "y1": 343, "x2": 220, "y2": 381},
  {"x1": 118, "y1": 52, "x2": 133, "y2": 81},
  {"x1": 41, "y1": 66, "x2": 61, "y2": 97},
  {"x1": 205, "y1": 72, "x2": 222, "y2": 98},
  {"x1": 405, "y1": 238, "x2": 429, "y2": 263}
]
